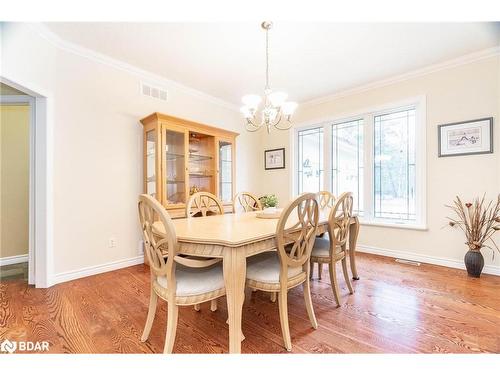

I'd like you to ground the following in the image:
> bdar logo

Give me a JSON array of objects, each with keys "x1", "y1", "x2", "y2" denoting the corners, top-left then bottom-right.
[{"x1": 1, "y1": 339, "x2": 17, "y2": 353}]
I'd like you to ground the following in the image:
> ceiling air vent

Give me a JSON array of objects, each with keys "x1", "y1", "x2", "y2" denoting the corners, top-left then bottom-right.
[{"x1": 141, "y1": 82, "x2": 167, "y2": 102}]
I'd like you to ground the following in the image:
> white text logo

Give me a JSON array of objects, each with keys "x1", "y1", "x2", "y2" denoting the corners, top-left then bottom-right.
[{"x1": 0, "y1": 339, "x2": 49, "y2": 353}]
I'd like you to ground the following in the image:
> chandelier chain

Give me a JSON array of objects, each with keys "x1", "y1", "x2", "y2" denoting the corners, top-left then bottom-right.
[
  {"x1": 265, "y1": 26, "x2": 270, "y2": 90},
  {"x1": 242, "y1": 21, "x2": 296, "y2": 133}
]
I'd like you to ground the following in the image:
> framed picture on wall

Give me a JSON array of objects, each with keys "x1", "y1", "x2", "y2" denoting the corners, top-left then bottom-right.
[
  {"x1": 264, "y1": 148, "x2": 285, "y2": 170},
  {"x1": 438, "y1": 117, "x2": 493, "y2": 157}
]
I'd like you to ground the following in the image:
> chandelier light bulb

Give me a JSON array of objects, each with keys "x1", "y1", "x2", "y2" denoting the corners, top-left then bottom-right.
[
  {"x1": 240, "y1": 106, "x2": 253, "y2": 119},
  {"x1": 282, "y1": 101, "x2": 298, "y2": 116},
  {"x1": 241, "y1": 94, "x2": 262, "y2": 110},
  {"x1": 268, "y1": 91, "x2": 288, "y2": 107}
]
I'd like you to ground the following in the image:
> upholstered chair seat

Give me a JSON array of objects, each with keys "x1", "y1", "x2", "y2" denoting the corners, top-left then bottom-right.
[
  {"x1": 246, "y1": 252, "x2": 303, "y2": 284},
  {"x1": 155, "y1": 263, "x2": 225, "y2": 298},
  {"x1": 311, "y1": 237, "x2": 344, "y2": 259}
]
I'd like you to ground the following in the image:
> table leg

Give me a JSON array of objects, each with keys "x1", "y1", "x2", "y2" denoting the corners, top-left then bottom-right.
[
  {"x1": 223, "y1": 249, "x2": 246, "y2": 354},
  {"x1": 349, "y1": 216, "x2": 360, "y2": 280}
]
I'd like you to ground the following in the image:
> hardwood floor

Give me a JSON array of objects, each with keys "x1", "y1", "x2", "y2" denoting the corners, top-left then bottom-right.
[
  {"x1": 1, "y1": 253, "x2": 499, "y2": 353},
  {"x1": 0, "y1": 262, "x2": 28, "y2": 282}
]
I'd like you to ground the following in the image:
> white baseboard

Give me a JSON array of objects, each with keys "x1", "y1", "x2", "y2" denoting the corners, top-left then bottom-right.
[
  {"x1": 0, "y1": 254, "x2": 28, "y2": 266},
  {"x1": 357, "y1": 244, "x2": 500, "y2": 276},
  {"x1": 51, "y1": 255, "x2": 144, "y2": 285}
]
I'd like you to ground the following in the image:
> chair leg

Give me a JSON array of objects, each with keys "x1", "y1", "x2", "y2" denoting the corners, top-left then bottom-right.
[
  {"x1": 278, "y1": 290, "x2": 292, "y2": 351},
  {"x1": 163, "y1": 303, "x2": 179, "y2": 354},
  {"x1": 328, "y1": 261, "x2": 341, "y2": 307},
  {"x1": 210, "y1": 299, "x2": 218, "y2": 312},
  {"x1": 342, "y1": 258, "x2": 354, "y2": 295},
  {"x1": 270, "y1": 292, "x2": 277, "y2": 302},
  {"x1": 194, "y1": 303, "x2": 201, "y2": 311},
  {"x1": 318, "y1": 263, "x2": 323, "y2": 279},
  {"x1": 303, "y1": 277, "x2": 318, "y2": 329},
  {"x1": 141, "y1": 289, "x2": 158, "y2": 342},
  {"x1": 309, "y1": 261, "x2": 314, "y2": 280}
]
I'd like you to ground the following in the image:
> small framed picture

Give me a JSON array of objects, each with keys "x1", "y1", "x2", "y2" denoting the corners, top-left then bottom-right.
[
  {"x1": 438, "y1": 117, "x2": 493, "y2": 157},
  {"x1": 264, "y1": 148, "x2": 285, "y2": 170}
]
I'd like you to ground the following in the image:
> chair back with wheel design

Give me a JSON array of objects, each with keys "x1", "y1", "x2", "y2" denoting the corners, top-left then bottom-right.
[
  {"x1": 328, "y1": 192, "x2": 353, "y2": 251},
  {"x1": 276, "y1": 193, "x2": 319, "y2": 272},
  {"x1": 317, "y1": 191, "x2": 334, "y2": 209},
  {"x1": 186, "y1": 192, "x2": 224, "y2": 217},
  {"x1": 233, "y1": 191, "x2": 263, "y2": 213},
  {"x1": 138, "y1": 194, "x2": 178, "y2": 293}
]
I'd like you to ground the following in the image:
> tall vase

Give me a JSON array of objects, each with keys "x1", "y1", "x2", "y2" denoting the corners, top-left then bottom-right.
[{"x1": 464, "y1": 250, "x2": 484, "y2": 278}]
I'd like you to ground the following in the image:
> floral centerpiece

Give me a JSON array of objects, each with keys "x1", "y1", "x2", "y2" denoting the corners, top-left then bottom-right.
[{"x1": 447, "y1": 195, "x2": 500, "y2": 277}]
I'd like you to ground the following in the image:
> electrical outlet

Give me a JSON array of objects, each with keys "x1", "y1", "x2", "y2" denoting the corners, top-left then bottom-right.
[
  {"x1": 138, "y1": 240, "x2": 144, "y2": 255},
  {"x1": 108, "y1": 238, "x2": 117, "y2": 248}
]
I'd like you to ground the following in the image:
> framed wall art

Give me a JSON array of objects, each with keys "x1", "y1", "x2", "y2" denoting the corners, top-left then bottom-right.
[
  {"x1": 264, "y1": 148, "x2": 285, "y2": 170},
  {"x1": 438, "y1": 117, "x2": 493, "y2": 157}
]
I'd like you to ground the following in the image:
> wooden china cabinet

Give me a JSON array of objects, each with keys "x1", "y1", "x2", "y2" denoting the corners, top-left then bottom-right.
[{"x1": 140, "y1": 112, "x2": 238, "y2": 218}]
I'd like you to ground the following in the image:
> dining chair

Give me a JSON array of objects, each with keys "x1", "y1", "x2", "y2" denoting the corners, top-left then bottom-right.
[
  {"x1": 138, "y1": 194, "x2": 226, "y2": 353},
  {"x1": 232, "y1": 191, "x2": 276, "y2": 300},
  {"x1": 186, "y1": 191, "x2": 224, "y2": 217},
  {"x1": 314, "y1": 191, "x2": 335, "y2": 279},
  {"x1": 185, "y1": 191, "x2": 224, "y2": 311},
  {"x1": 232, "y1": 191, "x2": 263, "y2": 213},
  {"x1": 310, "y1": 192, "x2": 354, "y2": 307},
  {"x1": 317, "y1": 190, "x2": 334, "y2": 209},
  {"x1": 245, "y1": 193, "x2": 319, "y2": 351}
]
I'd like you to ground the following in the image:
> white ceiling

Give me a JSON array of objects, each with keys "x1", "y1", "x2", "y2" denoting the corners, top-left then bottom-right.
[{"x1": 44, "y1": 22, "x2": 500, "y2": 105}]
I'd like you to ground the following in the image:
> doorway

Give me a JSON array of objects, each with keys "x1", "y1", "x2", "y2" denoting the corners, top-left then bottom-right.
[
  {"x1": 0, "y1": 83, "x2": 34, "y2": 284},
  {"x1": 0, "y1": 76, "x2": 52, "y2": 288}
]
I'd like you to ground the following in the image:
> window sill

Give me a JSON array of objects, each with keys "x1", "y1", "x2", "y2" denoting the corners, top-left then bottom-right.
[{"x1": 358, "y1": 219, "x2": 428, "y2": 231}]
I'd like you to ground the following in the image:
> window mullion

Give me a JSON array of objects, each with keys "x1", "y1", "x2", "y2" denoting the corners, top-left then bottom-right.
[
  {"x1": 364, "y1": 114, "x2": 374, "y2": 221},
  {"x1": 323, "y1": 124, "x2": 331, "y2": 193}
]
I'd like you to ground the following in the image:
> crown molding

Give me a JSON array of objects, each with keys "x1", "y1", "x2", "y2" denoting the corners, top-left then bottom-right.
[
  {"x1": 28, "y1": 23, "x2": 239, "y2": 112},
  {"x1": 26, "y1": 23, "x2": 500, "y2": 112},
  {"x1": 301, "y1": 45, "x2": 500, "y2": 108}
]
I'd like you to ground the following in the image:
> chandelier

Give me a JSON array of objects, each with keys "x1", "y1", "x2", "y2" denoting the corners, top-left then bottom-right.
[{"x1": 241, "y1": 21, "x2": 297, "y2": 133}]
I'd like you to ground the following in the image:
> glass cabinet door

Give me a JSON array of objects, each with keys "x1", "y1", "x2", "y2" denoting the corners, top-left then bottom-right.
[
  {"x1": 218, "y1": 140, "x2": 233, "y2": 203},
  {"x1": 145, "y1": 130, "x2": 157, "y2": 198},
  {"x1": 164, "y1": 128, "x2": 186, "y2": 205}
]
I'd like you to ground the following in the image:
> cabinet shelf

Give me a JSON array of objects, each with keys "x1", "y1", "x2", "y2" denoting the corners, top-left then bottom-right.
[
  {"x1": 165, "y1": 152, "x2": 213, "y2": 162},
  {"x1": 166, "y1": 152, "x2": 185, "y2": 161},
  {"x1": 166, "y1": 180, "x2": 185, "y2": 184},
  {"x1": 189, "y1": 173, "x2": 214, "y2": 178},
  {"x1": 189, "y1": 154, "x2": 213, "y2": 162}
]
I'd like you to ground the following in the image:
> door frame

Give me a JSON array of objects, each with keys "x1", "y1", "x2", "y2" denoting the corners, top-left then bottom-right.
[{"x1": 1, "y1": 76, "x2": 53, "y2": 288}]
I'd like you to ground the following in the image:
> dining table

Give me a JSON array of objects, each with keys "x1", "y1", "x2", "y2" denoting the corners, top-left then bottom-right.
[{"x1": 154, "y1": 208, "x2": 360, "y2": 354}]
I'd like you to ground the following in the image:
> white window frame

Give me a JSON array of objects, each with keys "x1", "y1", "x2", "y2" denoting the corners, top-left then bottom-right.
[{"x1": 293, "y1": 95, "x2": 427, "y2": 230}]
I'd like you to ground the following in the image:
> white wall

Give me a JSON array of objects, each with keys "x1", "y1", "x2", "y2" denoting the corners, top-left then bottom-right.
[
  {"x1": 1, "y1": 23, "x2": 260, "y2": 281},
  {"x1": 258, "y1": 56, "x2": 500, "y2": 272}
]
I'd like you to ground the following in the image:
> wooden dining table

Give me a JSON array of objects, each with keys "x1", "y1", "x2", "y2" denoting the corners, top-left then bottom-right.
[{"x1": 155, "y1": 208, "x2": 360, "y2": 354}]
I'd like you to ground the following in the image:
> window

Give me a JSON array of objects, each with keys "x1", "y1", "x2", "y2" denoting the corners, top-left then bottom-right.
[
  {"x1": 297, "y1": 127, "x2": 324, "y2": 194},
  {"x1": 332, "y1": 119, "x2": 364, "y2": 215},
  {"x1": 294, "y1": 97, "x2": 425, "y2": 228},
  {"x1": 374, "y1": 109, "x2": 416, "y2": 221}
]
